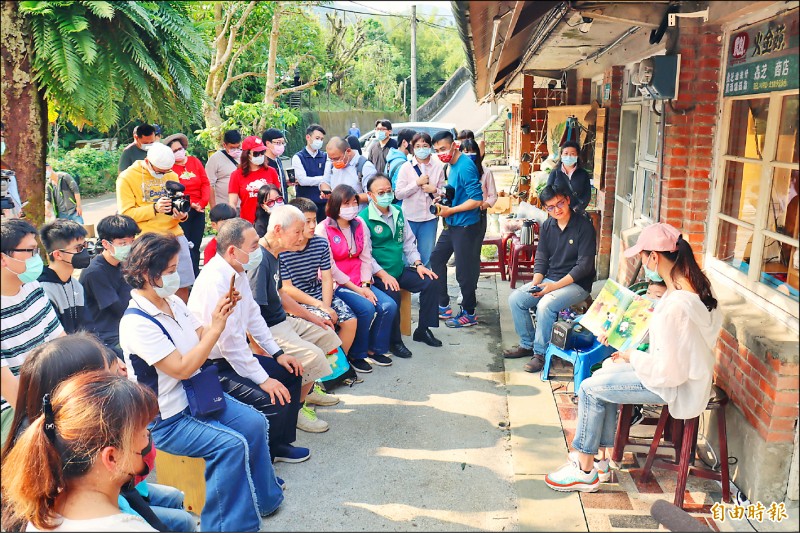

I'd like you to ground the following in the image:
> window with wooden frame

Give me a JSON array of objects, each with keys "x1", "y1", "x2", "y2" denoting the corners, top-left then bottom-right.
[{"x1": 709, "y1": 90, "x2": 799, "y2": 314}]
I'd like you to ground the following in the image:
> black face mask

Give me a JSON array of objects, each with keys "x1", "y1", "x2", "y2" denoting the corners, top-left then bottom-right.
[
  {"x1": 70, "y1": 249, "x2": 91, "y2": 269},
  {"x1": 122, "y1": 431, "x2": 153, "y2": 492}
]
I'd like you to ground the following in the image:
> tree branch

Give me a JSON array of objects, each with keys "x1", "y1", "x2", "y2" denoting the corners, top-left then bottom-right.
[
  {"x1": 215, "y1": 71, "x2": 269, "y2": 105},
  {"x1": 214, "y1": 1, "x2": 256, "y2": 88},
  {"x1": 226, "y1": 25, "x2": 269, "y2": 82}
]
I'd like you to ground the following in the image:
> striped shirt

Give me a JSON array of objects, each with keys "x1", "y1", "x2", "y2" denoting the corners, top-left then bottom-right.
[
  {"x1": 1, "y1": 281, "x2": 64, "y2": 410},
  {"x1": 278, "y1": 236, "x2": 331, "y2": 300}
]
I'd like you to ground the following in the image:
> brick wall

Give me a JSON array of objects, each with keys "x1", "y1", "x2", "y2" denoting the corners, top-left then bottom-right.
[
  {"x1": 577, "y1": 78, "x2": 592, "y2": 105},
  {"x1": 659, "y1": 24, "x2": 724, "y2": 268},
  {"x1": 714, "y1": 329, "x2": 800, "y2": 444}
]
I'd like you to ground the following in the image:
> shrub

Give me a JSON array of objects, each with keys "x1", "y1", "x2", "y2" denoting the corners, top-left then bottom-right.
[{"x1": 49, "y1": 147, "x2": 124, "y2": 197}]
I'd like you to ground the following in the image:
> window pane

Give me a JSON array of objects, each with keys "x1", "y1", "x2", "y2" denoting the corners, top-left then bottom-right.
[
  {"x1": 719, "y1": 161, "x2": 763, "y2": 224},
  {"x1": 766, "y1": 167, "x2": 800, "y2": 240},
  {"x1": 760, "y1": 242, "x2": 799, "y2": 302},
  {"x1": 716, "y1": 220, "x2": 754, "y2": 272},
  {"x1": 616, "y1": 110, "x2": 638, "y2": 200},
  {"x1": 776, "y1": 94, "x2": 799, "y2": 164},
  {"x1": 645, "y1": 112, "x2": 660, "y2": 159},
  {"x1": 726, "y1": 98, "x2": 769, "y2": 159},
  {"x1": 640, "y1": 169, "x2": 657, "y2": 220}
]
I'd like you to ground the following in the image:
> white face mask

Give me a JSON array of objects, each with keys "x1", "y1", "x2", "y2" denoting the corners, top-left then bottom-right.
[
  {"x1": 235, "y1": 246, "x2": 263, "y2": 271},
  {"x1": 154, "y1": 271, "x2": 180, "y2": 298},
  {"x1": 141, "y1": 143, "x2": 154, "y2": 151},
  {"x1": 251, "y1": 154, "x2": 265, "y2": 166},
  {"x1": 147, "y1": 162, "x2": 165, "y2": 179},
  {"x1": 311, "y1": 139, "x2": 324, "y2": 151},
  {"x1": 340, "y1": 205, "x2": 360, "y2": 221}
]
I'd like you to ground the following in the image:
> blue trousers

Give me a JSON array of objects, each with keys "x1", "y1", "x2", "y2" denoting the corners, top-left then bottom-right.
[
  {"x1": 147, "y1": 483, "x2": 197, "y2": 533},
  {"x1": 151, "y1": 395, "x2": 283, "y2": 532},
  {"x1": 335, "y1": 286, "x2": 397, "y2": 357},
  {"x1": 373, "y1": 267, "x2": 438, "y2": 344},
  {"x1": 408, "y1": 218, "x2": 438, "y2": 268}
]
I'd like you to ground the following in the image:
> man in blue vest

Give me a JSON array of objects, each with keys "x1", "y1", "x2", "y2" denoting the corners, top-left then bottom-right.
[
  {"x1": 291, "y1": 124, "x2": 330, "y2": 222},
  {"x1": 360, "y1": 174, "x2": 442, "y2": 358}
]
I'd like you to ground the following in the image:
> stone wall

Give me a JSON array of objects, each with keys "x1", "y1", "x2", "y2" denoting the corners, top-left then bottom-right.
[{"x1": 416, "y1": 66, "x2": 471, "y2": 122}]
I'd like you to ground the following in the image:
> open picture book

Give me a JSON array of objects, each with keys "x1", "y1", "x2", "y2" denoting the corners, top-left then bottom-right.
[{"x1": 580, "y1": 279, "x2": 656, "y2": 351}]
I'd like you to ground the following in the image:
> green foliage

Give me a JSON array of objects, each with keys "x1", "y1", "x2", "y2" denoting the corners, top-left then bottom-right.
[
  {"x1": 21, "y1": 0, "x2": 209, "y2": 132},
  {"x1": 48, "y1": 147, "x2": 124, "y2": 197},
  {"x1": 194, "y1": 101, "x2": 299, "y2": 151}
]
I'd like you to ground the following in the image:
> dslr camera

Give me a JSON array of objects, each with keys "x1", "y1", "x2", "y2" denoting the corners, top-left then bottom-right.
[
  {"x1": 429, "y1": 185, "x2": 456, "y2": 216},
  {"x1": 0, "y1": 173, "x2": 13, "y2": 212},
  {"x1": 164, "y1": 180, "x2": 191, "y2": 215}
]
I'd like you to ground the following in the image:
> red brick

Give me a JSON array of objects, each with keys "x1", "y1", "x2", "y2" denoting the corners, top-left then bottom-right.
[
  {"x1": 780, "y1": 363, "x2": 800, "y2": 376},
  {"x1": 767, "y1": 354, "x2": 782, "y2": 371},
  {"x1": 775, "y1": 390, "x2": 799, "y2": 404},
  {"x1": 766, "y1": 430, "x2": 794, "y2": 443},
  {"x1": 670, "y1": 147, "x2": 689, "y2": 157},
  {"x1": 776, "y1": 375, "x2": 799, "y2": 391},
  {"x1": 769, "y1": 418, "x2": 798, "y2": 432},
  {"x1": 772, "y1": 403, "x2": 800, "y2": 418},
  {"x1": 759, "y1": 376, "x2": 777, "y2": 401}
]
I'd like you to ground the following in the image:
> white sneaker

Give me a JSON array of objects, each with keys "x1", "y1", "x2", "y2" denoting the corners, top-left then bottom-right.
[
  {"x1": 305, "y1": 383, "x2": 339, "y2": 406},
  {"x1": 545, "y1": 456, "x2": 600, "y2": 493},
  {"x1": 568, "y1": 451, "x2": 611, "y2": 482},
  {"x1": 296, "y1": 404, "x2": 329, "y2": 433}
]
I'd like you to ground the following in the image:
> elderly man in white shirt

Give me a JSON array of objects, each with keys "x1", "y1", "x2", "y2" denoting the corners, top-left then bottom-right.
[
  {"x1": 322, "y1": 136, "x2": 376, "y2": 206},
  {"x1": 187, "y1": 217, "x2": 311, "y2": 464}
]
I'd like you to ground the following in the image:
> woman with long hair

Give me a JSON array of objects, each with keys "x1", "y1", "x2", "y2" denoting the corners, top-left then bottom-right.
[
  {"x1": 228, "y1": 136, "x2": 281, "y2": 223},
  {"x1": 544, "y1": 223, "x2": 721, "y2": 493},
  {"x1": 2, "y1": 371, "x2": 159, "y2": 531},
  {"x1": 460, "y1": 138, "x2": 497, "y2": 238}
]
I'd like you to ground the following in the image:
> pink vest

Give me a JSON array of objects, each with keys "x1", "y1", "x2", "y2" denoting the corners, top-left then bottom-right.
[{"x1": 325, "y1": 220, "x2": 365, "y2": 285}]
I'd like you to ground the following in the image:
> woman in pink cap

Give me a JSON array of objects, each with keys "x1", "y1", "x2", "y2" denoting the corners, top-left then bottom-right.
[{"x1": 545, "y1": 223, "x2": 722, "y2": 493}]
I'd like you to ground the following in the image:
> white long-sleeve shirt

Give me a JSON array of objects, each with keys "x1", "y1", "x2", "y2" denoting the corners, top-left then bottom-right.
[
  {"x1": 291, "y1": 147, "x2": 326, "y2": 187},
  {"x1": 187, "y1": 254, "x2": 282, "y2": 385},
  {"x1": 630, "y1": 289, "x2": 722, "y2": 419}
]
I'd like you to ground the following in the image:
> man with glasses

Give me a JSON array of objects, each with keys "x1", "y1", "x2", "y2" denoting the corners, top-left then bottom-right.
[
  {"x1": 38, "y1": 220, "x2": 90, "y2": 334},
  {"x1": 1, "y1": 219, "x2": 65, "y2": 447},
  {"x1": 262, "y1": 128, "x2": 290, "y2": 200},
  {"x1": 366, "y1": 119, "x2": 397, "y2": 175},
  {"x1": 504, "y1": 185, "x2": 597, "y2": 373},
  {"x1": 322, "y1": 136, "x2": 376, "y2": 206}
]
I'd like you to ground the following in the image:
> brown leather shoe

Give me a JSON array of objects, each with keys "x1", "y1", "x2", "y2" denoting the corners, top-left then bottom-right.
[
  {"x1": 503, "y1": 346, "x2": 534, "y2": 359},
  {"x1": 523, "y1": 354, "x2": 545, "y2": 373}
]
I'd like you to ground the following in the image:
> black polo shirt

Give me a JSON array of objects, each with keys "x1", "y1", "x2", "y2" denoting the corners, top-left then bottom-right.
[{"x1": 534, "y1": 211, "x2": 596, "y2": 292}]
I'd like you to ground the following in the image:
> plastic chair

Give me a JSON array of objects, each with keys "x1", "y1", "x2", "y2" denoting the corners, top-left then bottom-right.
[
  {"x1": 508, "y1": 238, "x2": 537, "y2": 288},
  {"x1": 540, "y1": 334, "x2": 615, "y2": 392},
  {"x1": 480, "y1": 234, "x2": 507, "y2": 280}
]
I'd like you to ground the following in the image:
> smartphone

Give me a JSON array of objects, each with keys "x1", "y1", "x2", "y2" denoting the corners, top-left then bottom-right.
[
  {"x1": 228, "y1": 273, "x2": 236, "y2": 301},
  {"x1": 528, "y1": 285, "x2": 543, "y2": 294},
  {"x1": 285, "y1": 168, "x2": 296, "y2": 184}
]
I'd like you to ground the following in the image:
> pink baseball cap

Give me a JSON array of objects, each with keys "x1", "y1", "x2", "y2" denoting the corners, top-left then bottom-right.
[{"x1": 623, "y1": 223, "x2": 681, "y2": 258}]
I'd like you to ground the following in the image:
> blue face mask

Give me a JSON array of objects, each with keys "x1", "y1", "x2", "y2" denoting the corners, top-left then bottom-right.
[
  {"x1": 5, "y1": 253, "x2": 44, "y2": 284},
  {"x1": 375, "y1": 192, "x2": 395, "y2": 207},
  {"x1": 561, "y1": 155, "x2": 578, "y2": 167},
  {"x1": 376, "y1": 131, "x2": 387, "y2": 141},
  {"x1": 414, "y1": 147, "x2": 431, "y2": 160},
  {"x1": 643, "y1": 255, "x2": 663, "y2": 282},
  {"x1": 464, "y1": 153, "x2": 477, "y2": 162}
]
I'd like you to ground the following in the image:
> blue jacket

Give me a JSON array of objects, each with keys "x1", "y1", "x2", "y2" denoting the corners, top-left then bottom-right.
[{"x1": 385, "y1": 148, "x2": 408, "y2": 188}]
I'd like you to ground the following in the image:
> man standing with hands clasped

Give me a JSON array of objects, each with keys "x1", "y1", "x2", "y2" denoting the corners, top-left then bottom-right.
[{"x1": 504, "y1": 185, "x2": 596, "y2": 373}]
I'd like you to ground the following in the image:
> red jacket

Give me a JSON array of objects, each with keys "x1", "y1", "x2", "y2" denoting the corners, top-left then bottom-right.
[{"x1": 171, "y1": 156, "x2": 210, "y2": 208}]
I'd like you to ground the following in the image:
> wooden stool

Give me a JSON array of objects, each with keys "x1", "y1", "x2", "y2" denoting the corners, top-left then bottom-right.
[
  {"x1": 508, "y1": 238, "x2": 537, "y2": 289},
  {"x1": 642, "y1": 385, "x2": 731, "y2": 509},
  {"x1": 612, "y1": 405, "x2": 683, "y2": 464},
  {"x1": 400, "y1": 289, "x2": 411, "y2": 336},
  {"x1": 154, "y1": 451, "x2": 206, "y2": 514},
  {"x1": 479, "y1": 235, "x2": 507, "y2": 280}
]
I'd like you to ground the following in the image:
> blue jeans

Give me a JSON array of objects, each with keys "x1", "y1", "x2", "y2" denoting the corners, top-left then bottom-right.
[
  {"x1": 150, "y1": 395, "x2": 283, "y2": 532},
  {"x1": 147, "y1": 483, "x2": 196, "y2": 532},
  {"x1": 572, "y1": 362, "x2": 666, "y2": 455},
  {"x1": 62, "y1": 212, "x2": 84, "y2": 224},
  {"x1": 508, "y1": 279, "x2": 589, "y2": 354},
  {"x1": 408, "y1": 219, "x2": 438, "y2": 268},
  {"x1": 335, "y1": 286, "x2": 397, "y2": 357}
]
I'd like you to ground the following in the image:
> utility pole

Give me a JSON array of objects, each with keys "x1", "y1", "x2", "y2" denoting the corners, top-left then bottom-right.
[{"x1": 410, "y1": 4, "x2": 418, "y2": 121}]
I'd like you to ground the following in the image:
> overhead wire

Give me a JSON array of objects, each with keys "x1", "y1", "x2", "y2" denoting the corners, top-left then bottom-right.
[{"x1": 316, "y1": 3, "x2": 458, "y2": 31}]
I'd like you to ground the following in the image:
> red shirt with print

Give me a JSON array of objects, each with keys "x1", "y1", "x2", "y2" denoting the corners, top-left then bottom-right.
[
  {"x1": 228, "y1": 166, "x2": 280, "y2": 223},
  {"x1": 171, "y1": 156, "x2": 210, "y2": 209}
]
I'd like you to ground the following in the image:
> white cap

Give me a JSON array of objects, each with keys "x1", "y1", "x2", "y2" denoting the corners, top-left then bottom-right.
[{"x1": 146, "y1": 142, "x2": 175, "y2": 170}]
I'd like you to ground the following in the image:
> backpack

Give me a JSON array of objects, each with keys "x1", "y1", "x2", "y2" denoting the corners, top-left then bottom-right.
[
  {"x1": 318, "y1": 347, "x2": 361, "y2": 391},
  {"x1": 355, "y1": 155, "x2": 368, "y2": 182}
]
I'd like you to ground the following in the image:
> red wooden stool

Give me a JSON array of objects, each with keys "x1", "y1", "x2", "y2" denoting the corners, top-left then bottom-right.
[
  {"x1": 508, "y1": 238, "x2": 537, "y2": 289},
  {"x1": 480, "y1": 234, "x2": 506, "y2": 280},
  {"x1": 641, "y1": 385, "x2": 731, "y2": 509},
  {"x1": 612, "y1": 405, "x2": 683, "y2": 464}
]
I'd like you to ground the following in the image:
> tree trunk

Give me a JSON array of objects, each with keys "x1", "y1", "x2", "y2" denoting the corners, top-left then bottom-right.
[
  {"x1": 1, "y1": 1, "x2": 47, "y2": 225},
  {"x1": 262, "y1": 4, "x2": 282, "y2": 108}
]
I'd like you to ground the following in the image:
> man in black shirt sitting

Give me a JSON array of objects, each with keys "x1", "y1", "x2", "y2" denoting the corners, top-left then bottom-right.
[
  {"x1": 503, "y1": 185, "x2": 596, "y2": 373},
  {"x1": 79, "y1": 214, "x2": 139, "y2": 358}
]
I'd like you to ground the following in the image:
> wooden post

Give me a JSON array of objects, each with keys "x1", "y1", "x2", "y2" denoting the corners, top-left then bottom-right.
[
  {"x1": 154, "y1": 452, "x2": 206, "y2": 514},
  {"x1": 519, "y1": 75, "x2": 534, "y2": 177},
  {"x1": 400, "y1": 289, "x2": 412, "y2": 336}
]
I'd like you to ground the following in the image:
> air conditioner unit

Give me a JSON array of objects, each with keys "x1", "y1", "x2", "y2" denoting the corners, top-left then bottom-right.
[{"x1": 639, "y1": 54, "x2": 680, "y2": 100}]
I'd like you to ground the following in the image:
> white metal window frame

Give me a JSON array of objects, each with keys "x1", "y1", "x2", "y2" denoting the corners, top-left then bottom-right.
[{"x1": 706, "y1": 89, "x2": 800, "y2": 323}]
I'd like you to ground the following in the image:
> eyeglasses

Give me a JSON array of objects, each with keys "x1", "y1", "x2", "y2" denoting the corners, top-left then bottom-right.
[
  {"x1": 59, "y1": 243, "x2": 87, "y2": 254},
  {"x1": 265, "y1": 197, "x2": 285, "y2": 208},
  {"x1": 270, "y1": 140, "x2": 286, "y2": 146},
  {"x1": 8, "y1": 246, "x2": 40, "y2": 256},
  {"x1": 544, "y1": 199, "x2": 568, "y2": 213}
]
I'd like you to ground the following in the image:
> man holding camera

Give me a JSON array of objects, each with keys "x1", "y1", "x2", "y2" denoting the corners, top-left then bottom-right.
[
  {"x1": 430, "y1": 130, "x2": 484, "y2": 328},
  {"x1": 503, "y1": 185, "x2": 596, "y2": 373},
  {"x1": 116, "y1": 142, "x2": 195, "y2": 301}
]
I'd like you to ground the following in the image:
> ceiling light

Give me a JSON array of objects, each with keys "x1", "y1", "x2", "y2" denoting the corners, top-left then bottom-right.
[{"x1": 579, "y1": 16, "x2": 593, "y2": 33}]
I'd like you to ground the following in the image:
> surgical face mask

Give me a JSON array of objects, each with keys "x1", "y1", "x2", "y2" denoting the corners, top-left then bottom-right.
[
  {"x1": 5, "y1": 253, "x2": 44, "y2": 284},
  {"x1": 375, "y1": 192, "x2": 394, "y2": 208},
  {"x1": 154, "y1": 271, "x2": 180, "y2": 298},
  {"x1": 271, "y1": 144, "x2": 285, "y2": 157},
  {"x1": 141, "y1": 143, "x2": 154, "y2": 152},
  {"x1": 227, "y1": 148, "x2": 242, "y2": 161},
  {"x1": 414, "y1": 147, "x2": 432, "y2": 160},
  {"x1": 311, "y1": 139, "x2": 324, "y2": 151},
  {"x1": 561, "y1": 155, "x2": 578, "y2": 167},
  {"x1": 643, "y1": 255, "x2": 664, "y2": 282},
  {"x1": 340, "y1": 205, "x2": 360, "y2": 220},
  {"x1": 332, "y1": 152, "x2": 349, "y2": 170},
  {"x1": 376, "y1": 130, "x2": 387, "y2": 141},
  {"x1": 437, "y1": 146, "x2": 454, "y2": 164},
  {"x1": 67, "y1": 249, "x2": 91, "y2": 269},
  {"x1": 235, "y1": 246, "x2": 262, "y2": 271},
  {"x1": 147, "y1": 163, "x2": 165, "y2": 179},
  {"x1": 173, "y1": 148, "x2": 187, "y2": 161},
  {"x1": 250, "y1": 154, "x2": 265, "y2": 166},
  {"x1": 109, "y1": 242, "x2": 131, "y2": 262}
]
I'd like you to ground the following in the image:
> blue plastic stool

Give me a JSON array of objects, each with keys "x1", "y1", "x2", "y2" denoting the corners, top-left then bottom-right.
[{"x1": 541, "y1": 338, "x2": 615, "y2": 393}]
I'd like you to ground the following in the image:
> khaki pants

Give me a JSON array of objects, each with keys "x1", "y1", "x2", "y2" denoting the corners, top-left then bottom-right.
[{"x1": 269, "y1": 317, "x2": 340, "y2": 385}]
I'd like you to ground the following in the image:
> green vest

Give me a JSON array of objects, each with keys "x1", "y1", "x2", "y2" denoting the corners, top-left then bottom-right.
[{"x1": 359, "y1": 203, "x2": 406, "y2": 278}]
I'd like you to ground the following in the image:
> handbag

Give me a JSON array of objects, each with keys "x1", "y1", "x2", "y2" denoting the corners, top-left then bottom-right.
[{"x1": 124, "y1": 307, "x2": 227, "y2": 419}]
